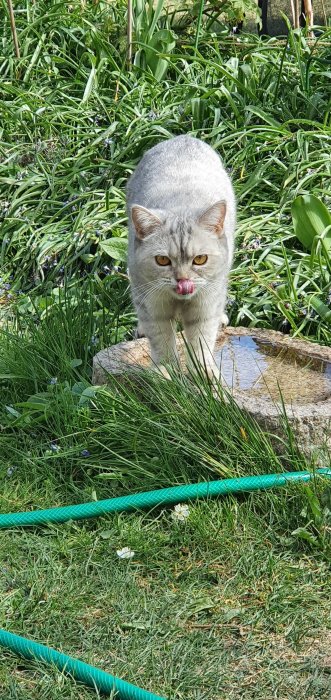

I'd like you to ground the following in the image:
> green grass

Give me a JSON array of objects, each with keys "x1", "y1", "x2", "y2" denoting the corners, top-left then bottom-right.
[
  {"x1": 0, "y1": 298, "x2": 330, "y2": 698},
  {"x1": 1, "y1": 470, "x2": 331, "y2": 699},
  {"x1": 0, "y1": 1, "x2": 331, "y2": 697}
]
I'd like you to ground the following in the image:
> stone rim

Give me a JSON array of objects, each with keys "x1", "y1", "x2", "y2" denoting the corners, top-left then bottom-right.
[{"x1": 92, "y1": 326, "x2": 331, "y2": 421}]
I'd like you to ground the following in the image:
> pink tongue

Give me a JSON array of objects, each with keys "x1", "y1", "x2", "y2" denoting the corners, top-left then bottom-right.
[{"x1": 176, "y1": 279, "x2": 195, "y2": 295}]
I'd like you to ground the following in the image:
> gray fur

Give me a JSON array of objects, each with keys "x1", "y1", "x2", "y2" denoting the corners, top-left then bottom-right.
[{"x1": 126, "y1": 135, "x2": 236, "y2": 374}]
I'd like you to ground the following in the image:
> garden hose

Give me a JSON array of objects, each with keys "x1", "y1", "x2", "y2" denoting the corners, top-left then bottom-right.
[
  {"x1": 0, "y1": 467, "x2": 330, "y2": 699},
  {"x1": 0, "y1": 628, "x2": 165, "y2": 700},
  {"x1": 0, "y1": 469, "x2": 330, "y2": 530}
]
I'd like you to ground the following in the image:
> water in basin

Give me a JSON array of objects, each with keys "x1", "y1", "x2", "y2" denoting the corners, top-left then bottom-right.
[{"x1": 215, "y1": 335, "x2": 331, "y2": 404}]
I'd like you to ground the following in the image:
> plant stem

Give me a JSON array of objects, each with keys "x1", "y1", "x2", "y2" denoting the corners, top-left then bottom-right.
[
  {"x1": 6, "y1": 0, "x2": 20, "y2": 58},
  {"x1": 194, "y1": 0, "x2": 204, "y2": 54}
]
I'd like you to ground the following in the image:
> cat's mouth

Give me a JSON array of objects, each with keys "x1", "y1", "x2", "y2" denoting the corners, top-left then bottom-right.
[{"x1": 175, "y1": 279, "x2": 195, "y2": 296}]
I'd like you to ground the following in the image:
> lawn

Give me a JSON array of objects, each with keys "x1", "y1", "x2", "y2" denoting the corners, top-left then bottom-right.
[{"x1": 0, "y1": 1, "x2": 331, "y2": 698}]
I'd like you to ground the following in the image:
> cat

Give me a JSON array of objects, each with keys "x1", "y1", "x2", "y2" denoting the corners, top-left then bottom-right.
[{"x1": 126, "y1": 134, "x2": 236, "y2": 376}]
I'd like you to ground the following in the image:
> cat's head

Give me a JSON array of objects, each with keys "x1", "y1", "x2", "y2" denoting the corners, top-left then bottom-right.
[{"x1": 130, "y1": 201, "x2": 227, "y2": 298}]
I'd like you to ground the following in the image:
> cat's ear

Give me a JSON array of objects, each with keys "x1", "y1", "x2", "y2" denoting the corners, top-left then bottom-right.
[
  {"x1": 198, "y1": 201, "x2": 226, "y2": 237},
  {"x1": 131, "y1": 205, "x2": 162, "y2": 240}
]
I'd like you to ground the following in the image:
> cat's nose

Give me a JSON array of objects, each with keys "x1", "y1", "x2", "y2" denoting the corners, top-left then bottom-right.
[{"x1": 176, "y1": 279, "x2": 195, "y2": 295}]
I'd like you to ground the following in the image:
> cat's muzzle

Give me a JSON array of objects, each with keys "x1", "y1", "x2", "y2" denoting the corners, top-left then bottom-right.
[{"x1": 176, "y1": 279, "x2": 195, "y2": 296}]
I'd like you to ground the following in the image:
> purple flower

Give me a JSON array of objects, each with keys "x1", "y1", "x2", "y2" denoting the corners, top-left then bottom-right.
[
  {"x1": 7, "y1": 465, "x2": 18, "y2": 477},
  {"x1": 80, "y1": 449, "x2": 90, "y2": 458},
  {"x1": 50, "y1": 442, "x2": 61, "y2": 452},
  {"x1": 298, "y1": 307, "x2": 307, "y2": 317},
  {"x1": 249, "y1": 238, "x2": 261, "y2": 250},
  {"x1": 226, "y1": 297, "x2": 236, "y2": 308}
]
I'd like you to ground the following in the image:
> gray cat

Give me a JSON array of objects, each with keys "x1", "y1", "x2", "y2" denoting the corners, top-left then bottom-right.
[{"x1": 126, "y1": 135, "x2": 236, "y2": 376}]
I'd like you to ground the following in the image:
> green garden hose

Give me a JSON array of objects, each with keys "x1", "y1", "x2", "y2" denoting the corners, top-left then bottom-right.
[
  {"x1": 1, "y1": 467, "x2": 330, "y2": 699},
  {"x1": 1, "y1": 469, "x2": 330, "y2": 529},
  {"x1": 0, "y1": 628, "x2": 166, "y2": 700}
]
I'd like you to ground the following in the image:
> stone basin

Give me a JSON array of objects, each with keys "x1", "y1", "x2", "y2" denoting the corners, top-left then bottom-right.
[{"x1": 92, "y1": 327, "x2": 331, "y2": 463}]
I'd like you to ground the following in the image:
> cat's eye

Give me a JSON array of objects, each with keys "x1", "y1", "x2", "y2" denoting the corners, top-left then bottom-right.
[
  {"x1": 193, "y1": 254, "x2": 208, "y2": 265},
  {"x1": 155, "y1": 255, "x2": 171, "y2": 266}
]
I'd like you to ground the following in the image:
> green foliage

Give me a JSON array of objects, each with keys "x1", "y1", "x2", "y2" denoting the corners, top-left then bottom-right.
[
  {"x1": 99, "y1": 237, "x2": 128, "y2": 262},
  {"x1": 291, "y1": 484, "x2": 331, "y2": 552},
  {"x1": 133, "y1": 0, "x2": 177, "y2": 80},
  {"x1": 0, "y1": 0, "x2": 330, "y2": 343},
  {"x1": 291, "y1": 194, "x2": 331, "y2": 255},
  {"x1": 290, "y1": 194, "x2": 331, "y2": 326},
  {"x1": 215, "y1": 0, "x2": 259, "y2": 24},
  {"x1": 0, "y1": 290, "x2": 309, "y2": 487}
]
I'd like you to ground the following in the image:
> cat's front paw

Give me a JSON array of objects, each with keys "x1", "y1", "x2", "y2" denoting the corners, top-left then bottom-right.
[
  {"x1": 205, "y1": 360, "x2": 220, "y2": 381},
  {"x1": 155, "y1": 364, "x2": 171, "y2": 380},
  {"x1": 221, "y1": 313, "x2": 229, "y2": 327},
  {"x1": 133, "y1": 322, "x2": 145, "y2": 339}
]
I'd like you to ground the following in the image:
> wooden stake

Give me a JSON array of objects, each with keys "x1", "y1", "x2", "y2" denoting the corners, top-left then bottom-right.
[
  {"x1": 303, "y1": 0, "x2": 314, "y2": 30},
  {"x1": 320, "y1": 0, "x2": 327, "y2": 25},
  {"x1": 7, "y1": 0, "x2": 20, "y2": 58},
  {"x1": 127, "y1": 0, "x2": 133, "y2": 64},
  {"x1": 290, "y1": 0, "x2": 296, "y2": 26},
  {"x1": 293, "y1": 0, "x2": 300, "y2": 28}
]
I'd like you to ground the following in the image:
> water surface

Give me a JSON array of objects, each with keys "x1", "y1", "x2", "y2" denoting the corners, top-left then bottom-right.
[{"x1": 215, "y1": 335, "x2": 331, "y2": 404}]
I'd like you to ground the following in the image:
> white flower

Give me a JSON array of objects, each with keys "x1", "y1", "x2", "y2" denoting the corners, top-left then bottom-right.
[
  {"x1": 116, "y1": 547, "x2": 135, "y2": 559},
  {"x1": 171, "y1": 504, "x2": 190, "y2": 521}
]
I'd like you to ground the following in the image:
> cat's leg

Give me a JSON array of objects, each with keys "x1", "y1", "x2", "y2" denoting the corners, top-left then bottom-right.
[
  {"x1": 136, "y1": 311, "x2": 178, "y2": 376},
  {"x1": 182, "y1": 313, "x2": 220, "y2": 378},
  {"x1": 133, "y1": 321, "x2": 145, "y2": 339}
]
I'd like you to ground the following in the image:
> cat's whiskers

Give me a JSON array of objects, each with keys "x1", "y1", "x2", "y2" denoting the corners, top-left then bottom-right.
[
  {"x1": 192, "y1": 279, "x2": 207, "y2": 287},
  {"x1": 135, "y1": 280, "x2": 168, "y2": 306},
  {"x1": 135, "y1": 279, "x2": 166, "y2": 294},
  {"x1": 135, "y1": 285, "x2": 164, "y2": 304},
  {"x1": 195, "y1": 281, "x2": 222, "y2": 306}
]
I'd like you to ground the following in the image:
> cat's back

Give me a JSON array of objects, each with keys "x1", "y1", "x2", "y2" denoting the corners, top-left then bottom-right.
[
  {"x1": 126, "y1": 135, "x2": 234, "y2": 213},
  {"x1": 134, "y1": 135, "x2": 218, "y2": 169}
]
